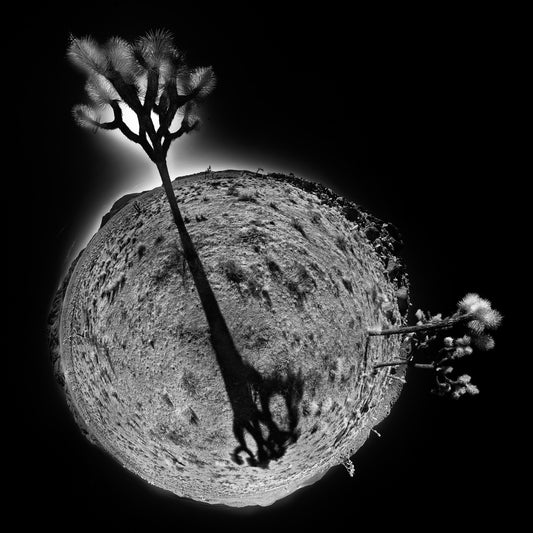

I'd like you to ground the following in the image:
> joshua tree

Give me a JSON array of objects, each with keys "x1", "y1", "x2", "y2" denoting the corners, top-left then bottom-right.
[
  {"x1": 68, "y1": 29, "x2": 215, "y2": 253},
  {"x1": 369, "y1": 293, "x2": 502, "y2": 398},
  {"x1": 67, "y1": 30, "x2": 301, "y2": 467}
]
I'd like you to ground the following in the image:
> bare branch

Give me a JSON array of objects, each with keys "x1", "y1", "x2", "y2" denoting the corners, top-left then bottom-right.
[
  {"x1": 161, "y1": 119, "x2": 198, "y2": 155},
  {"x1": 144, "y1": 68, "x2": 159, "y2": 110},
  {"x1": 156, "y1": 80, "x2": 178, "y2": 141},
  {"x1": 106, "y1": 102, "x2": 155, "y2": 160},
  {"x1": 105, "y1": 70, "x2": 143, "y2": 114}
]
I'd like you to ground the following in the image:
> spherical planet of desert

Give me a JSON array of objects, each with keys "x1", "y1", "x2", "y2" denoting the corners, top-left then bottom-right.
[{"x1": 49, "y1": 170, "x2": 408, "y2": 507}]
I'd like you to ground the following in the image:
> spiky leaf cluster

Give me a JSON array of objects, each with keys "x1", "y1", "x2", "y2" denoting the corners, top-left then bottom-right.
[
  {"x1": 458, "y1": 293, "x2": 503, "y2": 335},
  {"x1": 342, "y1": 458, "x2": 355, "y2": 477},
  {"x1": 67, "y1": 30, "x2": 217, "y2": 160},
  {"x1": 432, "y1": 369, "x2": 480, "y2": 399}
]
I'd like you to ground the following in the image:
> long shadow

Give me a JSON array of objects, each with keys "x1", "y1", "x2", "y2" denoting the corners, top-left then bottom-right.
[
  {"x1": 183, "y1": 243, "x2": 303, "y2": 467},
  {"x1": 159, "y1": 176, "x2": 303, "y2": 467}
]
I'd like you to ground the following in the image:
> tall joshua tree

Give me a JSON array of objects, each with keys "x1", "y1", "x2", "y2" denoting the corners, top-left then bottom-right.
[
  {"x1": 68, "y1": 29, "x2": 215, "y2": 262},
  {"x1": 67, "y1": 30, "x2": 301, "y2": 467}
]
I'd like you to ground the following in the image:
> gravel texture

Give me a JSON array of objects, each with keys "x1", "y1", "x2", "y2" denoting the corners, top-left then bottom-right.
[{"x1": 49, "y1": 170, "x2": 409, "y2": 507}]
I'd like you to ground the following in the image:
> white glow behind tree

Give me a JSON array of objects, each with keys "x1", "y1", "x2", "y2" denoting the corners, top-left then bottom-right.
[
  {"x1": 68, "y1": 30, "x2": 215, "y2": 165},
  {"x1": 67, "y1": 29, "x2": 217, "y2": 284}
]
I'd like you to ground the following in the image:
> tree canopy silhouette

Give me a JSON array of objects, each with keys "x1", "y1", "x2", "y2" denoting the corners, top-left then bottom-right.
[{"x1": 68, "y1": 29, "x2": 216, "y2": 160}]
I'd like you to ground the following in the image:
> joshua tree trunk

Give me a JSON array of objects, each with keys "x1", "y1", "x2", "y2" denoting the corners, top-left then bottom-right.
[
  {"x1": 154, "y1": 159, "x2": 245, "y2": 380},
  {"x1": 154, "y1": 160, "x2": 294, "y2": 465}
]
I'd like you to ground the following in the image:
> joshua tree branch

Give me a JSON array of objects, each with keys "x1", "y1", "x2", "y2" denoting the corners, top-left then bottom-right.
[
  {"x1": 412, "y1": 363, "x2": 436, "y2": 370},
  {"x1": 144, "y1": 69, "x2": 159, "y2": 110},
  {"x1": 373, "y1": 360, "x2": 436, "y2": 370},
  {"x1": 157, "y1": 90, "x2": 201, "y2": 143},
  {"x1": 92, "y1": 119, "x2": 118, "y2": 130},
  {"x1": 108, "y1": 101, "x2": 155, "y2": 159},
  {"x1": 106, "y1": 71, "x2": 143, "y2": 114},
  {"x1": 176, "y1": 90, "x2": 200, "y2": 108},
  {"x1": 368, "y1": 313, "x2": 471, "y2": 337},
  {"x1": 156, "y1": 82, "x2": 181, "y2": 142},
  {"x1": 161, "y1": 120, "x2": 198, "y2": 155},
  {"x1": 373, "y1": 360, "x2": 411, "y2": 369}
]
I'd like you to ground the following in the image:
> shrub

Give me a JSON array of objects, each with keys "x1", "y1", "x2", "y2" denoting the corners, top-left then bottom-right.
[
  {"x1": 291, "y1": 218, "x2": 306, "y2": 238},
  {"x1": 335, "y1": 235, "x2": 348, "y2": 251},
  {"x1": 238, "y1": 192, "x2": 258, "y2": 203},
  {"x1": 222, "y1": 259, "x2": 246, "y2": 284},
  {"x1": 266, "y1": 257, "x2": 281, "y2": 276}
]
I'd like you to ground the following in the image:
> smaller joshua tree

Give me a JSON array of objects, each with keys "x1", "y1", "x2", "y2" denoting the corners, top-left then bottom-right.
[{"x1": 370, "y1": 294, "x2": 502, "y2": 398}]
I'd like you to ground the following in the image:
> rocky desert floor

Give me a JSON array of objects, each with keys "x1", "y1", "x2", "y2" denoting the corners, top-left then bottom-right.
[{"x1": 49, "y1": 170, "x2": 409, "y2": 506}]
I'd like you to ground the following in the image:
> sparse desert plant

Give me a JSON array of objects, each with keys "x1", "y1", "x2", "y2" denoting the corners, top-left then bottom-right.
[
  {"x1": 137, "y1": 243, "x2": 146, "y2": 259},
  {"x1": 285, "y1": 264, "x2": 316, "y2": 307},
  {"x1": 341, "y1": 277, "x2": 353, "y2": 293},
  {"x1": 222, "y1": 259, "x2": 246, "y2": 284},
  {"x1": 335, "y1": 234, "x2": 348, "y2": 251},
  {"x1": 151, "y1": 242, "x2": 186, "y2": 284},
  {"x1": 266, "y1": 257, "x2": 282, "y2": 276},
  {"x1": 237, "y1": 191, "x2": 258, "y2": 203},
  {"x1": 370, "y1": 293, "x2": 502, "y2": 398},
  {"x1": 290, "y1": 217, "x2": 306, "y2": 238}
]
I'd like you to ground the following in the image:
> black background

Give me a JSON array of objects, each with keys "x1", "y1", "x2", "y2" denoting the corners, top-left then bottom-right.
[{"x1": 12, "y1": 3, "x2": 523, "y2": 530}]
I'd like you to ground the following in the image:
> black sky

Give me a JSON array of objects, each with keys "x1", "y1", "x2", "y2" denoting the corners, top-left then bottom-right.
[{"x1": 11, "y1": 3, "x2": 523, "y2": 530}]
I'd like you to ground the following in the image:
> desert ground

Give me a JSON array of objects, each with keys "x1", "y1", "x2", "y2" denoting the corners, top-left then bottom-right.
[{"x1": 49, "y1": 170, "x2": 408, "y2": 506}]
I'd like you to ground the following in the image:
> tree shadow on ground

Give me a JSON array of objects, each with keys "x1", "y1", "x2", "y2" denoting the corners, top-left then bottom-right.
[
  {"x1": 231, "y1": 366, "x2": 304, "y2": 468},
  {"x1": 172, "y1": 234, "x2": 304, "y2": 468}
]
